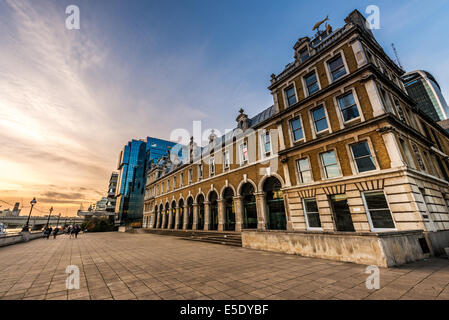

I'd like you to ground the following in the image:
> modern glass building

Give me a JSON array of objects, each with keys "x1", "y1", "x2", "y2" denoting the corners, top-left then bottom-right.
[
  {"x1": 115, "y1": 137, "x2": 180, "y2": 225},
  {"x1": 402, "y1": 70, "x2": 449, "y2": 122}
]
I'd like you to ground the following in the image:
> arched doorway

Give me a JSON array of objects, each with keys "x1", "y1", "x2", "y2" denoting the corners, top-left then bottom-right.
[
  {"x1": 208, "y1": 191, "x2": 218, "y2": 230},
  {"x1": 263, "y1": 176, "x2": 286, "y2": 230},
  {"x1": 187, "y1": 197, "x2": 194, "y2": 229},
  {"x1": 153, "y1": 205, "x2": 158, "y2": 228},
  {"x1": 178, "y1": 199, "x2": 184, "y2": 229},
  {"x1": 170, "y1": 201, "x2": 176, "y2": 229},
  {"x1": 223, "y1": 187, "x2": 235, "y2": 231},
  {"x1": 159, "y1": 204, "x2": 164, "y2": 228},
  {"x1": 197, "y1": 194, "x2": 205, "y2": 230},
  {"x1": 164, "y1": 203, "x2": 169, "y2": 228},
  {"x1": 241, "y1": 183, "x2": 258, "y2": 229}
]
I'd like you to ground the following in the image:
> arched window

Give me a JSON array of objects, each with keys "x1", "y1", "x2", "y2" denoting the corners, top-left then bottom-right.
[
  {"x1": 208, "y1": 192, "x2": 218, "y2": 230},
  {"x1": 197, "y1": 194, "x2": 205, "y2": 230},
  {"x1": 263, "y1": 177, "x2": 286, "y2": 230},
  {"x1": 241, "y1": 183, "x2": 257, "y2": 229},
  {"x1": 223, "y1": 187, "x2": 235, "y2": 231},
  {"x1": 187, "y1": 197, "x2": 194, "y2": 230},
  {"x1": 178, "y1": 199, "x2": 184, "y2": 229}
]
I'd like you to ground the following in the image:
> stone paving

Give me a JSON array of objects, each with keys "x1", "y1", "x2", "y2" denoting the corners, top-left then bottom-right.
[{"x1": 0, "y1": 232, "x2": 448, "y2": 300}]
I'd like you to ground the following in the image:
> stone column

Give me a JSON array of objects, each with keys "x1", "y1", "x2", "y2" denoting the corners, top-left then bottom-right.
[
  {"x1": 150, "y1": 211, "x2": 155, "y2": 228},
  {"x1": 156, "y1": 211, "x2": 162, "y2": 228},
  {"x1": 255, "y1": 192, "x2": 267, "y2": 230},
  {"x1": 204, "y1": 201, "x2": 210, "y2": 231},
  {"x1": 161, "y1": 210, "x2": 167, "y2": 229},
  {"x1": 234, "y1": 196, "x2": 243, "y2": 232},
  {"x1": 168, "y1": 207, "x2": 174, "y2": 229},
  {"x1": 175, "y1": 206, "x2": 180, "y2": 230},
  {"x1": 183, "y1": 205, "x2": 188, "y2": 230},
  {"x1": 192, "y1": 204, "x2": 198, "y2": 230},
  {"x1": 218, "y1": 199, "x2": 225, "y2": 231}
]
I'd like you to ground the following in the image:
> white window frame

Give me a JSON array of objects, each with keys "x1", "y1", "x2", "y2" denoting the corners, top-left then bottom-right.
[
  {"x1": 302, "y1": 197, "x2": 322, "y2": 230},
  {"x1": 296, "y1": 157, "x2": 313, "y2": 185},
  {"x1": 239, "y1": 142, "x2": 248, "y2": 165},
  {"x1": 223, "y1": 150, "x2": 230, "y2": 170},
  {"x1": 284, "y1": 83, "x2": 298, "y2": 107},
  {"x1": 325, "y1": 50, "x2": 349, "y2": 84},
  {"x1": 188, "y1": 168, "x2": 193, "y2": 184},
  {"x1": 209, "y1": 157, "x2": 215, "y2": 176},
  {"x1": 362, "y1": 191, "x2": 396, "y2": 232},
  {"x1": 173, "y1": 176, "x2": 177, "y2": 190},
  {"x1": 334, "y1": 88, "x2": 364, "y2": 126},
  {"x1": 260, "y1": 131, "x2": 272, "y2": 158},
  {"x1": 348, "y1": 139, "x2": 379, "y2": 174},
  {"x1": 319, "y1": 149, "x2": 342, "y2": 180},
  {"x1": 289, "y1": 116, "x2": 305, "y2": 143},
  {"x1": 302, "y1": 68, "x2": 321, "y2": 97},
  {"x1": 198, "y1": 163, "x2": 203, "y2": 180},
  {"x1": 180, "y1": 173, "x2": 184, "y2": 187},
  {"x1": 310, "y1": 104, "x2": 330, "y2": 136}
]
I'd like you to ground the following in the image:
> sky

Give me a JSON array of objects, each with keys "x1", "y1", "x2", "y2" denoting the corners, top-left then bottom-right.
[{"x1": 1, "y1": 0, "x2": 448, "y2": 216}]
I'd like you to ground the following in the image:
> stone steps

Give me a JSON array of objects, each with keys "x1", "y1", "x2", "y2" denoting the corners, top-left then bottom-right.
[{"x1": 129, "y1": 228, "x2": 242, "y2": 247}]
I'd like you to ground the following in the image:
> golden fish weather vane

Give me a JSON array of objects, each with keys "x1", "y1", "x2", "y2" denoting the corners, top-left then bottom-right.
[{"x1": 312, "y1": 15, "x2": 329, "y2": 31}]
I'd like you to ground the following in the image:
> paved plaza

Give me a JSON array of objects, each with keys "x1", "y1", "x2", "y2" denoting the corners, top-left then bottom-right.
[{"x1": 0, "y1": 232, "x2": 448, "y2": 300}]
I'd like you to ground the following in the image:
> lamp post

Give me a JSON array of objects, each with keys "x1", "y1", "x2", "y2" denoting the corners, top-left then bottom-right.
[
  {"x1": 22, "y1": 197, "x2": 37, "y2": 232},
  {"x1": 45, "y1": 206, "x2": 54, "y2": 229}
]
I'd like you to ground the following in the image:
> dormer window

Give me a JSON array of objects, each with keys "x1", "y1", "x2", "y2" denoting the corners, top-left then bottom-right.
[{"x1": 298, "y1": 47, "x2": 309, "y2": 62}]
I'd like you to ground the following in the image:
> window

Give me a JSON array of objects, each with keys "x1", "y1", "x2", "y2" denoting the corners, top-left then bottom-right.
[
  {"x1": 188, "y1": 168, "x2": 193, "y2": 184},
  {"x1": 320, "y1": 150, "x2": 341, "y2": 179},
  {"x1": 173, "y1": 176, "x2": 177, "y2": 189},
  {"x1": 180, "y1": 173, "x2": 184, "y2": 187},
  {"x1": 337, "y1": 92, "x2": 360, "y2": 122},
  {"x1": 298, "y1": 47, "x2": 309, "y2": 62},
  {"x1": 167, "y1": 180, "x2": 170, "y2": 192},
  {"x1": 351, "y1": 141, "x2": 376, "y2": 173},
  {"x1": 412, "y1": 144, "x2": 426, "y2": 171},
  {"x1": 399, "y1": 139, "x2": 415, "y2": 168},
  {"x1": 263, "y1": 132, "x2": 271, "y2": 155},
  {"x1": 311, "y1": 105, "x2": 328, "y2": 133},
  {"x1": 210, "y1": 157, "x2": 215, "y2": 175},
  {"x1": 161, "y1": 182, "x2": 164, "y2": 194},
  {"x1": 224, "y1": 150, "x2": 230, "y2": 169},
  {"x1": 380, "y1": 88, "x2": 394, "y2": 113},
  {"x1": 305, "y1": 71, "x2": 319, "y2": 95},
  {"x1": 198, "y1": 164, "x2": 203, "y2": 180},
  {"x1": 328, "y1": 54, "x2": 347, "y2": 81},
  {"x1": 303, "y1": 198, "x2": 322, "y2": 229},
  {"x1": 285, "y1": 86, "x2": 297, "y2": 106},
  {"x1": 290, "y1": 118, "x2": 304, "y2": 141},
  {"x1": 394, "y1": 99, "x2": 407, "y2": 123},
  {"x1": 296, "y1": 158, "x2": 313, "y2": 184},
  {"x1": 363, "y1": 191, "x2": 395, "y2": 230},
  {"x1": 240, "y1": 142, "x2": 248, "y2": 164}
]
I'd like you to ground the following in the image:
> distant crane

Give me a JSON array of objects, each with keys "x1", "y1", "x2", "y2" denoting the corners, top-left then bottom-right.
[{"x1": 391, "y1": 43, "x2": 404, "y2": 70}]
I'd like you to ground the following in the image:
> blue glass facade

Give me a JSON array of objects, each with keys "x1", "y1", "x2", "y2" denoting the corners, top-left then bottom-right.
[{"x1": 116, "y1": 137, "x2": 178, "y2": 225}]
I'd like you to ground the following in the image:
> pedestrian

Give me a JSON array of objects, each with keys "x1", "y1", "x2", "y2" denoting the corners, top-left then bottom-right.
[
  {"x1": 67, "y1": 225, "x2": 72, "y2": 238},
  {"x1": 43, "y1": 226, "x2": 50, "y2": 239},
  {"x1": 52, "y1": 227, "x2": 59, "y2": 239},
  {"x1": 74, "y1": 224, "x2": 80, "y2": 239},
  {"x1": 46, "y1": 226, "x2": 52, "y2": 239}
]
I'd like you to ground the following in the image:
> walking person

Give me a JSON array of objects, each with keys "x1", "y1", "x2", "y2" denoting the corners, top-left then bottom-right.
[
  {"x1": 74, "y1": 224, "x2": 80, "y2": 239},
  {"x1": 52, "y1": 227, "x2": 59, "y2": 239},
  {"x1": 46, "y1": 226, "x2": 52, "y2": 240},
  {"x1": 67, "y1": 225, "x2": 72, "y2": 238},
  {"x1": 43, "y1": 226, "x2": 50, "y2": 239}
]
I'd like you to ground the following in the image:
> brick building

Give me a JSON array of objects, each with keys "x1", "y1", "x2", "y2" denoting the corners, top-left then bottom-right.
[{"x1": 143, "y1": 10, "x2": 449, "y2": 266}]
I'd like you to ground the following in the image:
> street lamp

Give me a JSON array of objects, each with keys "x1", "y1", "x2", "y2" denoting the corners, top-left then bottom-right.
[
  {"x1": 56, "y1": 213, "x2": 61, "y2": 228},
  {"x1": 45, "y1": 206, "x2": 54, "y2": 229},
  {"x1": 22, "y1": 197, "x2": 37, "y2": 232}
]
